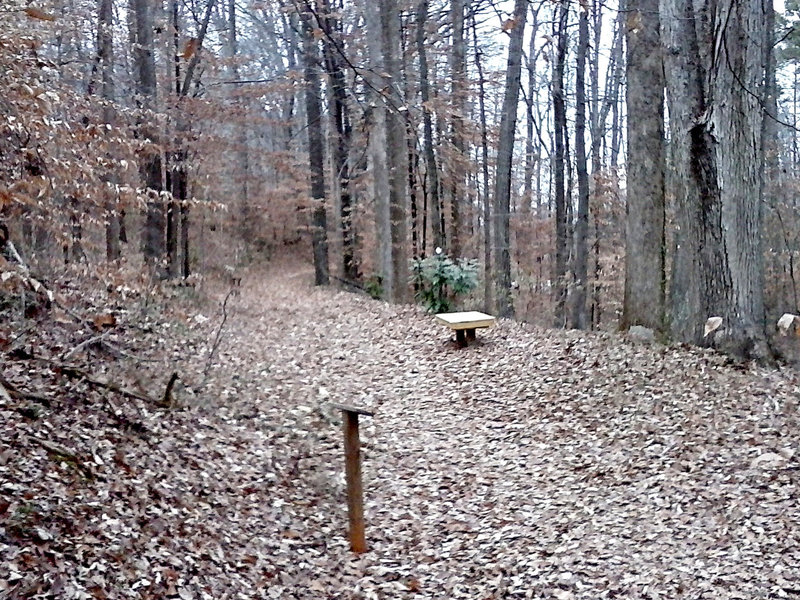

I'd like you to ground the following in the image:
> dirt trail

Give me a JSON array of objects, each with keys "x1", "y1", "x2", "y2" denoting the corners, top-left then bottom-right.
[{"x1": 3, "y1": 261, "x2": 800, "y2": 599}]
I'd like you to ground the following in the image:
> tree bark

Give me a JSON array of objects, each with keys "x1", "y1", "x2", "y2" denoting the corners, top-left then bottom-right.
[
  {"x1": 492, "y1": 0, "x2": 527, "y2": 318},
  {"x1": 570, "y1": 6, "x2": 590, "y2": 330},
  {"x1": 662, "y1": 0, "x2": 769, "y2": 359},
  {"x1": 377, "y1": 0, "x2": 408, "y2": 302},
  {"x1": 98, "y1": 0, "x2": 120, "y2": 262},
  {"x1": 552, "y1": 1, "x2": 569, "y2": 327},
  {"x1": 622, "y1": 0, "x2": 665, "y2": 332},
  {"x1": 319, "y1": 0, "x2": 357, "y2": 281},
  {"x1": 471, "y1": 9, "x2": 492, "y2": 312},
  {"x1": 417, "y1": 0, "x2": 443, "y2": 253},
  {"x1": 301, "y1": 9, "x2": 330, "y2": 286},
  {"x1": 448, "y1": 0, "x2": 466, "y2": 258},
  {"x1": 132, "y1": 0, "x2": 165, "y2": 271}
]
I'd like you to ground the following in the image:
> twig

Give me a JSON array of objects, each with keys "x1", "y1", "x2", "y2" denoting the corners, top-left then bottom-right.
[
  {"x1": 162, "y1": 371, "x2": 179, "y2": 407},
  {"x1": 57, "y1": 363, "x2": 155, "y2": 404},
  {"x1": 202, "y1": 289, "x2": 234, "y2": 382},
  {"x1": 62, "y1": 331, "x2": 112, "y2": 361},
  {"x1": 98, "y1": 340, "x2": 162, "y2": 363},
  {"x1": 0, "y1": 373, "x2": 51, "y2": 406},
  {"x1": 30, "y1": 437, "x2": 93, "y2": 479}
]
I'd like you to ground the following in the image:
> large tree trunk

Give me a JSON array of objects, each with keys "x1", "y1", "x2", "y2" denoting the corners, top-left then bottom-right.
[
  {"x1": 662, "y1": 0, "x2": 769, "y2": 359},
  {"x1": 622, "y1": 0, "x2": 665, "y2": 332},
  {"x1": 492, "y1": 0, "x2": 527, "y2": 318},
  {"x1": 132, "y1": 0, "x2": 165, "y2": 271},
  {"x1": 383, "y1": 0, "x2": 408, "y2": 302},
  {"x1": 364, "y1": 0, "x2": 393, "y2": 297},
  {"x1": 301, "y1": 10, "x2": 329, "y2": 286}
]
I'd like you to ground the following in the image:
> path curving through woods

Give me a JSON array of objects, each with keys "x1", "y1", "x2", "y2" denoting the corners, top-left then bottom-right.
[
  {"x1": 3, "y1": 260, "x2": 799, "y2": 599},
  {"x1": 201, "y1": 262, "x2": 800, "y2": 599}
]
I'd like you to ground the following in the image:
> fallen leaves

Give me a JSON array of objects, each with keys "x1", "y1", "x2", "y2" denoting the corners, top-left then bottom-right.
[{"x1": 2, "y1": 261, "x2": 799, "y2": 599}]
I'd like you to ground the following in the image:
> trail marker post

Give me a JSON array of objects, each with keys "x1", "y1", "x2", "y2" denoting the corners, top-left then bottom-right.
[{"x1": 332, "y1": 403, "x2": 374, "y2": 554}]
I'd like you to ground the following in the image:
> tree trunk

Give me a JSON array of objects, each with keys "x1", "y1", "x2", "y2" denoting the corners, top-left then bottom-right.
[
  {"x1": 622, "y1": 0, "x2": 665, "y2": 332},
  {"x1": 662, "y1": 0, "x2": 769, "y2": 359},
  {"x1": 301, "y1": 10, "x2": 329, "y2": 286},
  {"x1": 552, "y1": 1, "x2": 569, "y2": 327},
  {"x1": 98, "y1": 0, "x2": 120, "y2": 262},
  {"x1": 570, "y1": 6, "x2": 590, "y2": 330},
  {"x1": 230, "y1": 0, "x2": 252, "y2": 254},
  {"x1": 492, "y1": 0, "x2": 527, "y2": 318},
  {"x1": 364, "y1": 0, "x2": 393, "y2": 297},
  {"x1": 380, "y1": 0, "x2": 408, "y2": 302},
  {"x1": 471, "y1": 9, "x2": 492, "y2": 312},
  {"x1": 132, "y1": 0, "x2": 165, "y2": 271},
  {"x1": 416, "y1": 0, "x2": 443, "y2": 253},
  {"x1": 448, "y1": 0, "x2": 466, "y2": 258},
  {"x1": 320, "y1": 0, "x2": 357, "y2": 281}
]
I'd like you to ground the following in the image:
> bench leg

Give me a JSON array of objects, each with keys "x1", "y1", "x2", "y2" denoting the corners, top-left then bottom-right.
[
  {"x1": 466, "y1": 328, "x2": 476, "y2": 342},
  {"x1": 455, "y1": 329, "x2": 467, "y2": 348}
]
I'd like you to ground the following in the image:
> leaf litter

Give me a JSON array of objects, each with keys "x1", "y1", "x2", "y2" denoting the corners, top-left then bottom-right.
[{"x1": 2, "y1": 261, "x2": 799, "y2": 599}]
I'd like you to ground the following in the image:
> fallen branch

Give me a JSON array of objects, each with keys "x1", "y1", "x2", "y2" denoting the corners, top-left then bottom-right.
[
  {"x1": 57, "y1": 363, "x2": 155, "y2": 404},
  {"x1": 30, "y1": 436, "x2": 93, "y2": 479},
  {"x1": 202, "y1": 288, "x2": 235, "y2": 382},
  {"x1": 162, "y1": 371, "x2": 179, "y2": 407},
  {"x1": 0, "y1": 373, "x2": 51, "y2": 406},
  {"x1": 62, "y1": 330, "x2": 112, "y2": 361}
]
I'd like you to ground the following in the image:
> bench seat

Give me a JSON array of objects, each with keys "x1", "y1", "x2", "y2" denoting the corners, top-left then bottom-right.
[{"x1": 435, "y1": 311, "x2": 496, "y2": 347}]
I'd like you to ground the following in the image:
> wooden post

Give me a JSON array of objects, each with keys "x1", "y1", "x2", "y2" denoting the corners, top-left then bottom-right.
[{"x1": 332, "y1": 403, "x2": 374, "y2": 554}]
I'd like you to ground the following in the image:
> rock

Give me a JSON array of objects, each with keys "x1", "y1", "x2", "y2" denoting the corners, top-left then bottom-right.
[
  {"x1": 628, "y1": 326, "x2": 656, "y2": 343},
  {"x1": 750, "y1": 452, "x2": 788, "y2": 470}
]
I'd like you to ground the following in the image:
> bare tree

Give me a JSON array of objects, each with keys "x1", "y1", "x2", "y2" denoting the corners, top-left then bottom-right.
[
  {"x1": 300, "y1": 8, "x2": 329, "y2": 285},
  {"x1": 493, "y1": 0, "x2": 528, "y2": 318},
  {"x1": 552, "y1": 0, "x2": 569, "y2": 327},
  {"x1": 662, "y1": 0, "x2": 769, "y2": 359},
  {"x1": 132, "y1": 0, "x2": 164, "y2": 270},
  {"x1": 569, "y1": 3, "x2": 590, "y2": 329},
  {"x1": 622, "y1": 0, "x2": 665, "y2": 332}
]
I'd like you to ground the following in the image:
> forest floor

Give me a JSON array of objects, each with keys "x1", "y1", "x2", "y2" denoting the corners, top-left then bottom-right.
[{"x1": 2, "y1": 258, "x2": 800, "y2": 600}]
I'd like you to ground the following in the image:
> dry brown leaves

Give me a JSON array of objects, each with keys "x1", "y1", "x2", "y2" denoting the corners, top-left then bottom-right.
[{"x1": 2, "y1": 260, "x2": 799, "y2": 599}]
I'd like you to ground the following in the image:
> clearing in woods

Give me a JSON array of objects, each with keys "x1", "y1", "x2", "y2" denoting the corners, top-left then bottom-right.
[{"x1": 2, "y1": 262, "x2": 799, "y2": 599}]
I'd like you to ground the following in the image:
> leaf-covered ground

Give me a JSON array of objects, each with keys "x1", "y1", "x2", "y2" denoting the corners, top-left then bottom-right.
[{"x1": 2, "y1": 261, "x2": 800, "y2": 599}]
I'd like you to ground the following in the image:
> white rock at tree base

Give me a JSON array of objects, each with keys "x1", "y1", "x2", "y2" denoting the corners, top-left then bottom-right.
[{"x1": 628, "y1": 326, "x2": 656, "y2": 343}]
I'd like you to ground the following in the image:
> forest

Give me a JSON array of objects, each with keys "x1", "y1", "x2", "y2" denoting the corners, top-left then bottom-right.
[
  {"x1": 1, "y1": 0, "x2": 798, "y2": 354},
  {"x1": 2, "y1": 0, "x2": 800, "y2": 598}
]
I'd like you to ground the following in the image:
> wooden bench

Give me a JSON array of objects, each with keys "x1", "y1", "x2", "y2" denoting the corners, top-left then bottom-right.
[{"x1": 435, "y1": 311, "x2": 496, "y2": 347}]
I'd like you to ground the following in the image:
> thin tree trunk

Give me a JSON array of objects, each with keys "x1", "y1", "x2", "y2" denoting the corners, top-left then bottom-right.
[
  {"x1": 492, "y1": 0, "x2": 527, "y2": 318},
  {"x1": 381, "y1": 0, "x2": 408, "y2": 302},
  {"x1": 416, "y1": 0, "x2": 442, "y2": 253},
  {"x1": 570, "y1": 6, "x2": 590, "y2": 329},
  {"x1": 552, "y1": 1, "x2": 568, "y2": 327},
  {"x1": 448, "y1": 0, "x2": 466, "y2": 258},
  {"x1": 472, "y1": 9, "x2": 492, "y2": 312},
  {"x1": 98, "y1": 0, "x2": 120, "y2": 261},
  {"x1": 320, "y1": 0, "x2": 357, "y2": 281},
  {"x1": 300, "y1": 10, "x2": 329, "y2": 286}
]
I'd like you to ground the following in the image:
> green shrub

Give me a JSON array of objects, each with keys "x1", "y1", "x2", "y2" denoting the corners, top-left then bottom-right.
[{"x1": 410, "y1": 251, "x2": 478, "y2": 313}]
